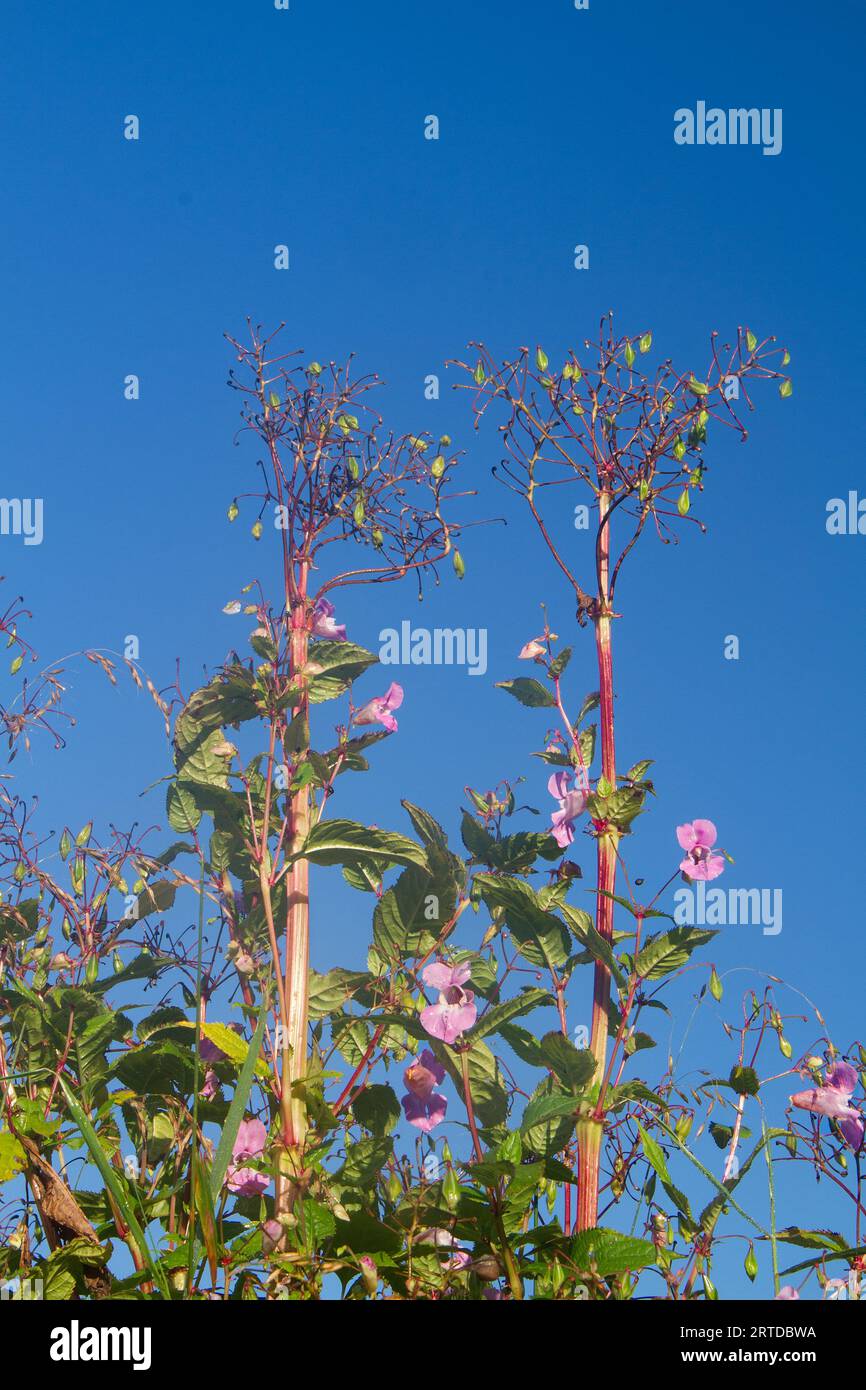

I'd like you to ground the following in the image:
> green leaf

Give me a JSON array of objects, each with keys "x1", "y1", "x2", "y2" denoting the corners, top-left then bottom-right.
[
  {"x1": 570, "y1": 1228, "x2": 657, "y2": 1277},
  {"x1": 538, "y1": 1032, "x2": 597, "y2": 1091},
  {"x1": 475, "y1": 874, "x2": 570, "y2": 968},
  {"x1": 495, "y1": 678, "x2": 556, "y2": 709},
  {"x1": 308, "y1": 968, "x2": 372, "y2": 1019},
  {"x1": 301, "y1": 819, "x2": 426, "y2": 869},
  {"x1": 634, "y1": 927, "x2": 717, "y2": 980},
  {"x1": 373, "y1": 848, "x2": 458, "y2": 960},
  {"x1": 352, "y1": 1084, "x2": 401, "y2": 1137},
  {"x1": 0, "y1": 1130, "x2": 26, "y2": 1183},
  {"x1": 521, "y1": 1089, "x2": 580, "y2": 1132},
  {"x1": 470, "y1": 988, "x2": 554, "y2": 1041},
  {"x1": 306, "y1": 641, "x2": 378, "y2": 703},
  {"x1": 435, "y1": 1040, "x2": 508, "y2": 1127},
  {"x1": 730, "y1": 1064, "x2": 760, "y2": 1096},
  {"x1": 135, "y1": 880, "x2": 177, "y2": 918}
]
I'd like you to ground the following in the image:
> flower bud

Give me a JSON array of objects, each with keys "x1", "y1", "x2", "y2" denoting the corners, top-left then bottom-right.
[{"x1": 359, "y1": 1256, "x2": 378, "y2": 1296}]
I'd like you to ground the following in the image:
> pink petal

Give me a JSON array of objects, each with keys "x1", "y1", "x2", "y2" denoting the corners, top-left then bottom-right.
[
  {"x1": 827, "y1": 1061, "x2": 858, "y2": 1098},
  {"x1": 420, "y1": 1002, "x2": 450, "y2": 1042},
  {"x1": 422, "y1": 961, "x2": 454, "y2": 993},
  {"x1": 226, "y1": 1166, "x2": 269, "y2": 1197},
  {"x1": 419, "y1": 1049, "x2": 446, "y2": 1085},
  {"x1": 384, "y1": 682, "x2": 404, "y2": 712},
  {"x1": 691, "y1": 819, "x2": 718, "y2": 848},
  {"x1": 548, "y1": 770, "x2": 570, "y2": 802},
  {"x1": 676, "y1": 822, "x2": 699, "y2": 851},
  {"x1": 233, "y1": 1117, "x2": 267, "y2": 1162}
]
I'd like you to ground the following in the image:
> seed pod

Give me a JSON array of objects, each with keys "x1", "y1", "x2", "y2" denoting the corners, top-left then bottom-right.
[
  {"x1": 452, "y1": 550, "x2": 465, "y2": 580},
  {"x1": 442, "y1": 1166, "x2": 460, "y2": 1211},
  {"x1": 472, "y1": 1255, "x2": 502, "y2": 1282},
  {"x1": 251, "y1": 520, "x2": 263, "y2": 540}
]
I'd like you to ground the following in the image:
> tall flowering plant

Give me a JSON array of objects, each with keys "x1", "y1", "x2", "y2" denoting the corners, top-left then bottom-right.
[
  {"x1": 453, "y1": 316, "x2": 792, "y2": 1233},
  {"x1": 3, "y1": 318, "x2": 863, "y2": 1302}
]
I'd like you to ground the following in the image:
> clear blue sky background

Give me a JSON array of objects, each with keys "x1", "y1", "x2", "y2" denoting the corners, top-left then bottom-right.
[{"x1": 2, "y1": 0, "x2": 864, "y2": 1298}]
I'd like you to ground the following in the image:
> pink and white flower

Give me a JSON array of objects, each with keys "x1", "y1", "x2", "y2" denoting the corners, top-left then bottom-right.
[
  {"x1": 311, "y1": 597, "x2": 347, "y2": 641},
  {"x1": 420, "y1": 961, "x2": 477, "y2": 1044},
  {"x1": 548, "y1": 770, "x2": 588, "y2": 849},
  {"x1": 518, "y1": 636, "x2": 546, "y2": 660},
  {"x1": 791, "y1": 1060, "x2": 864, "y2": 1152},
  {"x1": 354, "y1": 682, "x2": 404, "y2": 733},
  {"x1": 226, "y1": 1117, "x2": 270, "y2": 1196},
  {"x1": 401, "y1": 1049, "x2": 448, "y2": 1132},
  {"x1": 676, "y1": 819, "x2": 725, "y2": 882}
]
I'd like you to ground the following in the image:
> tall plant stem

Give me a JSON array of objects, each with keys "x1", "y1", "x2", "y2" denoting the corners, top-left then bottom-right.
[
  {"x1": 284, "y1": 568, "x2": 311, "y2": 1156},
  {"x1": 576, "y1": 486, "x2": 619, "y2": 1232}
]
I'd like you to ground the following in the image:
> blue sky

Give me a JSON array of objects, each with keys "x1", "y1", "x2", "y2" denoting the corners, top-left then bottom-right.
[{"x1": 2, "y1": 0, "x2": 865, "y2": 1297}]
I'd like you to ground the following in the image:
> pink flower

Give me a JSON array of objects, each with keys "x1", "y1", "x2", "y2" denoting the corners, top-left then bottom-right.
[
  {"x1": 776, "y1": 1286, "x2": 800, "y2": 1300},
  {"x1": 791, "y1": 1060, "x2": 864, "y2": 1152},
  {"x1": 518, "y1": 637, "x2": 546, "y2": 660},
  {"x1": 311, "y1": 597, "x2": 347, "y2": 641},
  {"x1": 401, "y1": 1049, "x2": 448, "y2": 1132},
  {"x1": 354, "y1": 682, "x2": 404, "y2": 733},
  {"x1": 548, "y1": 770, "x2": 588, "y2": 849},
  {"x1": 676, "y1": 819, "x2": 725, "y2": 882},
  {"x1": 200, "y1": 1068, "x2": 220, "y2": 1100},
  {"x1": 420, "y1": 961, "x2": 477, "y2": 1044},
  {"x1": 226, "y1": 1117, "x2": 270, "y2": 1196},
  {"x1": 416, "y1": 1228, "x2": 470, "y2": 1270}
]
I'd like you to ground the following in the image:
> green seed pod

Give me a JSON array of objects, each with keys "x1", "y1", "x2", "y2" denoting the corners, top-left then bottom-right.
[
  {"x1": 709, "y1": 966, "x2": 723, "y2": 1001},
  {"x1": 431, "y1": 454, "x2": 446, "y2": 478},
  {"x1": 85, "y1": 954, "x2": 99, "y2": 985},
  {"x1": 251, "y1": 520, "x2": 263, "y2": 540},
  {"x1": 744, "y1": 1243, "x2": 758, "y2": 1281},
  {"x1": 442, "y1": 1166, "x2": 460, "y2": 1211},
  {"x1": 452, "y1": 549, "x2": 465, "y2": 580}
]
